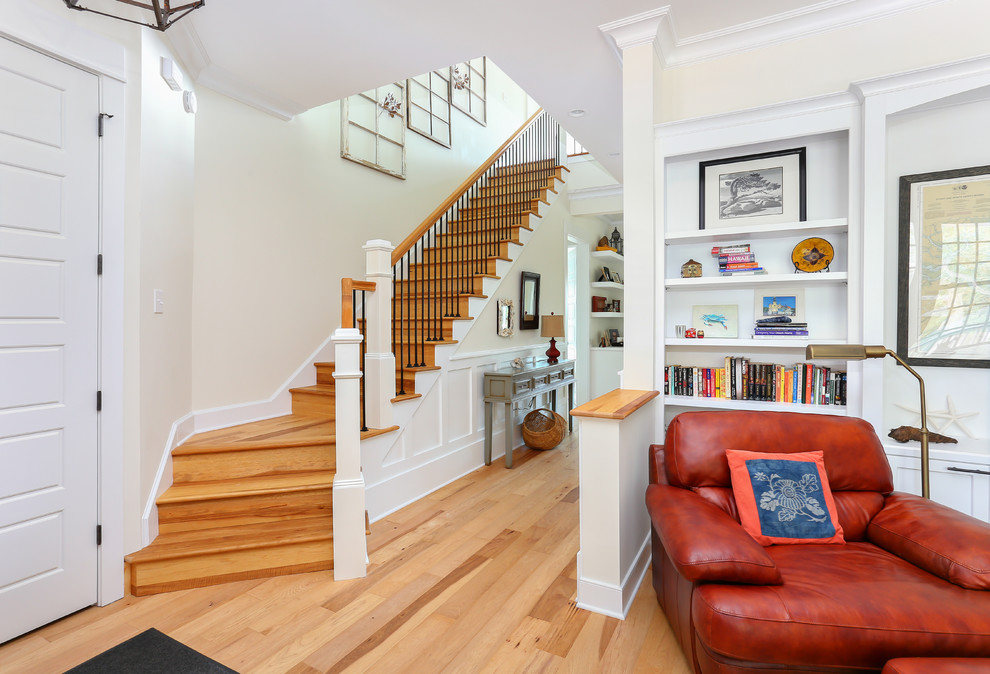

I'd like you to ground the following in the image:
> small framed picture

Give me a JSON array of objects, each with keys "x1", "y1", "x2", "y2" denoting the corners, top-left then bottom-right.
[
  {"x1": 607, "y1": 328, "x2": 622, "y2": 346},
  {"x1": 691, "y1": 304, "x2": 739, "y2": 338},
  {"x1": 600, "y1": 266, "x2": 612, "y2": 282},
  {"x1": 611, "y1": 271, "x2": 622, "y2": 284},
  {"x1": 699, "y1": 147, "x2": 806, "y2": 230},
  {"x1": 754, "y1": 289, "x2": 805, "y2": 323}
]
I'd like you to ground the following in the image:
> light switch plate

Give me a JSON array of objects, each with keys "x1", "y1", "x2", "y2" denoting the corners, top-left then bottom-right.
[{"x1": 153, "y1": 289, "x2": 165, "y2": 314}]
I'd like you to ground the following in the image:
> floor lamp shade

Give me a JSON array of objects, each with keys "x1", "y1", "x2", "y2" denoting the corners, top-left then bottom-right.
[{"x1": 541, "y1": 314, "x2": 564, "y2": 365}]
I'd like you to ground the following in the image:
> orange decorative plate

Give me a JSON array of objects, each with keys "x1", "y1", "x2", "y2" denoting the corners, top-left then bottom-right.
[{"x1": 791, "y1": 237, "x2": 834, "y2": 272}]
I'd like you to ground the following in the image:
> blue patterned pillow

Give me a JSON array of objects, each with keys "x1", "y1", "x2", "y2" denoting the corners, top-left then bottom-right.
[{"x1": 726, "y1": 449, "x2": 845, "y2": 545}]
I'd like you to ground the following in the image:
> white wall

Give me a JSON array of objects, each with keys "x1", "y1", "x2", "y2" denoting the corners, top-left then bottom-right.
[
  {"x1": 883, "y1": 95, "x2": 990, "y2": 440},
  {"x1": 190, "y1": 62, "x2": 535, "y2": 411},
  {"x1": 657, "y1": 0, "x2": 990, "y2": 123}
]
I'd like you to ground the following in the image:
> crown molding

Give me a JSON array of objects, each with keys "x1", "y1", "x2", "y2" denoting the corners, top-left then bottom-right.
[
  {"x1": 606, "y1": 0, "x2": 946, "y2": 70},
  {"x1": 167, "y1": 20, "x2": 303, "y2": 121},
  {"x1": 568, "y1": 184, "x2": 624, "y2": 201},
  {"x1": 598, "y1": 7, "x2": 669, "y2": 65}
]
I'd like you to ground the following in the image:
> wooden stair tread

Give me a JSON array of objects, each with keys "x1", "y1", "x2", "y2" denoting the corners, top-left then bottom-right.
[
  {"x1": 159, "y1": 471, "x2": 334, "y2": 504},
  {"x1": 176, "y1": 415, "x2": 335, "y2": 453},
  {"x1": 289, "y1": 384, "x2": 336, "y2": 397},
  {"x1": 392, "y1": 393, "x2": 422, "y2": 403},
  {"x1": 125, "y1": 517, "x2": 332, "y2": 564}
]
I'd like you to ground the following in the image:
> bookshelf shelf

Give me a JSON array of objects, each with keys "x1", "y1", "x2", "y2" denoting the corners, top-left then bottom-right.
[
  {"x1": 664, "y1": 395, "x2": 848, "y2": 416},
  {"x1": 664, "y1": 272, "x2": 848, "y2": 290},
  {"x1": 591, "y1": 281, "x2": 624, "y2": 291},
  {"x1": 664, "y1": 218, "x2": 848, "y2": 246},
  {"x1": 592, "y1": 312, "x2": 624, "y2": 318},
  {"x1": 590, "y1": 249, "x2": 624, "y2": 263},
  {"x1": 665, "y1": 338, "x2": 845, "y2": 349}
]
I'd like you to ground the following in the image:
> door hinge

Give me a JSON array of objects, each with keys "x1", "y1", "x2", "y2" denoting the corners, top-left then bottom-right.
[
  {"x1": 96, "y1": 390, "x2": 102, "y2": 411},
  {"x1": 96, "y1": 525, "x2": 103, "y2": 546},
  {"x1": 98, "y1": 112, "x2": 114, "y2": 138},
  {"x1": 97, "y1": 254, "x2": 103, "y2": 276}
]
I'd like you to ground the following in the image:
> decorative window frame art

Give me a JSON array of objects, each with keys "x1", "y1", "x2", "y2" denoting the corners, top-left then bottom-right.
[
  {"x1": 699, "y1": 147, "x2": 806, "y2": 230},
  {"x1": 450, "y1": 57, "x2": 487, "y2": 126},
  {"x1": 341, "y1": 82, "x2": 407, "y2": 179},
  {"x1": 897, "y1": 165, "x2": 990, "y2": 368},
  {"x1": 406, "y1": 70, "x2": 452, "y2": 148}
]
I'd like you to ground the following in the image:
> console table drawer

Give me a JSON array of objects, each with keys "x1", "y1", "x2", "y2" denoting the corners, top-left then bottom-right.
[{"x1": 514, "y1": 378, "x2": 535, "y2": 395}]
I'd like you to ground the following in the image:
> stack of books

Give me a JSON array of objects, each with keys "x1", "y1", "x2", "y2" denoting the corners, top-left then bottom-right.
[
  {"x1": 753, "y1": 316, "x2": 809, "y2": 339},
  {"x1": 711, "y1": 244, "x2": 766, "y2": 276},
  {"x1": 664, "y1": 359, "x2": 847, "y2": 406}
]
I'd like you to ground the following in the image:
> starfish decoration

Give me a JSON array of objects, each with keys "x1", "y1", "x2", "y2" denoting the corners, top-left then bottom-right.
[{"x1": 895, "y1": 394, "x2": 979, "y2": 438}]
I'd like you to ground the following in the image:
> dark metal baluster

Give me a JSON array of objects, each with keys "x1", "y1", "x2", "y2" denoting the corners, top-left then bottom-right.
[{"x1": 358, "y1": 288, "x2": 368, "y2": 431}]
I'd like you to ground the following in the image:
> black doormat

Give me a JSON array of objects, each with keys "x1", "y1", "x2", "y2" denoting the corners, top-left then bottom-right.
[{"x1": 64, "y1": 628, "x2": 239, "y2": 674}]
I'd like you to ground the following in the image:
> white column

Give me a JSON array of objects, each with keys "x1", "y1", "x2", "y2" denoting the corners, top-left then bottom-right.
[
  {"x1": 599, "y1": 12, "x2": 663, "y2": 395},
  {"x1": 363, "y1": 239, "x2": 395, "y2": 429},
  {"x1": 332, "y1": 327, "x2": 367, "y2": 580}
]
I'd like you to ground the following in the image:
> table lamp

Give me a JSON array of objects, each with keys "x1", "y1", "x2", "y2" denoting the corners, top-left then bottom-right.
[
  {"x1": 806, "y1": 344, "x2": 930, "y2": 498},
  {"x1": 541, "y1": 313, "x2": 564, "y2": 365}
]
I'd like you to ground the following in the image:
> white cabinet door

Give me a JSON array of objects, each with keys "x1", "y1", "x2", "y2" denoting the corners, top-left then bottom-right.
[
  {"x1": 886, "y1": 453, "x2": 990, "y2": 522},
  {"x1": 0, "y1": 37, "x2": 100, "y2": 643}
]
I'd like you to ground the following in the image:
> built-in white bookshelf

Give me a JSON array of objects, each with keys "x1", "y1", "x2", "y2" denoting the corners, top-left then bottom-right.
[{"x1": 656, "y1": 93, "x2": 862, "y2": 421}]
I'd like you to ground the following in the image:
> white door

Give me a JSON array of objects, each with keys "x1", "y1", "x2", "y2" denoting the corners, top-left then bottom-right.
[{"x1": 0, "y1": 37, "x2": 100, "y2": 643}]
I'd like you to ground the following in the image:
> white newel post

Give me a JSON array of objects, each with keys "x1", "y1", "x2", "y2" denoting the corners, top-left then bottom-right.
[
  {"x1": 332, "y1": 327, "x2": 368, "y2": 580},
  {"x1": 363, "y1": 239, "x2": 395, "y2": 429}
]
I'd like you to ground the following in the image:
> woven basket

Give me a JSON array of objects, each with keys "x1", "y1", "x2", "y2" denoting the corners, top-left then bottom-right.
[{"x1": 522, "y1": 408, "x2": 567, "y2": 450}]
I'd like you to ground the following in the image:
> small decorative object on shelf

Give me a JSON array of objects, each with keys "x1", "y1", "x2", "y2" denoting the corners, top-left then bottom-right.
[
  {"x1": 685, "y1": 328, "x2": 697, "y2": 338},
  {"x1": 607, "y1": 328, "x2": 622, "y2": 346},
  {"x1": 792, "y1": 237, "x2": 834, "y2": 273},
  {"x1": 598, "y1": 266, "x2": 614, "y2": 282},
  {"x1": 888, "y1": 426, "x2": 957, "y2": 444},
  {"x1": 596, "y1": 236, "x2": 615, "y2": 252},
  {"x1": 511, "y1": 357, "x2": 525, "y2": 370},
  {"x1": 681, "y1": 259, "x2": 703, "y2": 278},
  {"x1": 675, "y1": 325, "x2": 687, "y2": 338},
  {"x1": 591, "y1": 295, "x2": 607, "y2": 312},
  {"x1": 609, "y1": 227, "x2": 623, "y2": 255}
]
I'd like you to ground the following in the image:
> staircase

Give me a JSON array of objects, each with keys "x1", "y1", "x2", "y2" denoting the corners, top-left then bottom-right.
[{"x1": 126, "y1": 111, "x2": 565, "y2": 596}]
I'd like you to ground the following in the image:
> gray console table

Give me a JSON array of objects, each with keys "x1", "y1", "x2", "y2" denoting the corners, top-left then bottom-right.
[{"x1": 483, "y1": 359, "x2": 575, "y2": 468}]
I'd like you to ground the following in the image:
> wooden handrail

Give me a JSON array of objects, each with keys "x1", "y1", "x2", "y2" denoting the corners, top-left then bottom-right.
[
  {"x1": 391, "y1": 108, "x2": 546, "y2": 266},
  {"x1": 341, "y1": 278, "x2": 376, "y2": 328}
]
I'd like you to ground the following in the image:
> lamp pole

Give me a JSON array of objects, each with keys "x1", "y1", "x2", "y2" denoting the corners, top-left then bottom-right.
[{"x1": 884, "y1": 349, "x2": 930, "y2": 499}]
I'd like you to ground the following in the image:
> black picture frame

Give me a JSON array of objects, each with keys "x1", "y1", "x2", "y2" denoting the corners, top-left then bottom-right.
[
  {"x1": 520, "y1": 271, "x2": 540, "y2": 330},
  {"x1": 897, "y1": 165, "x2": 990, "y2": 368},
  {"x1": 699, "y1": 147, "x2": 807, "y2": 230}
]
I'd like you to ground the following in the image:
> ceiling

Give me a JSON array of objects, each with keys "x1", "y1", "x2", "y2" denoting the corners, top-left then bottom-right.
[{"x1": 137, "y1": 0, "x2": 941, "y2": 179}]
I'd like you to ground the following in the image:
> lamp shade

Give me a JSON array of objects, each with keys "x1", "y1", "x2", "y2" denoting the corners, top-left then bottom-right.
[{"x1": 541, "y1": 314, "x2": 564, "y2": 339}]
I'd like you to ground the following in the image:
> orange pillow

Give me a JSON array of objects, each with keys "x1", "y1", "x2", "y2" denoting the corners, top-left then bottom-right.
[{"x1": 726, "y1": 449, "x2": 844, "y2": 546}]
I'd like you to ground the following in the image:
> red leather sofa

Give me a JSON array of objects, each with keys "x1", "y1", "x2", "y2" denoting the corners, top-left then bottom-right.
[{"x1": 647, "y1": 410, "x2": 990, "y2": 673}]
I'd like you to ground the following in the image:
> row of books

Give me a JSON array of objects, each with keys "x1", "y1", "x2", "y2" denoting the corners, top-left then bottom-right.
[
  {"x1": 664, "y1": 358, "x2": 848, "y2": 405},
  {"x1": 711, "y1": 243, "x2": 767, "y2": 277},
  {"x1": 753, "y1": 322, "x2": 809, "y2": 338}
]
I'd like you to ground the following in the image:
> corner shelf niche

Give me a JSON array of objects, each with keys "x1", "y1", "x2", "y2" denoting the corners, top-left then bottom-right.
[
  {"x1": 657, "y1": 93, "x2": 861, "y2": 420},
  {"x1": 589, "y1": 248, "x2": 624, "y2": 398}
]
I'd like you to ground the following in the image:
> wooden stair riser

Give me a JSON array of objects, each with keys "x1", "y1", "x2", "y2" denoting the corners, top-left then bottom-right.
[
  {"x1": 396, "y1": 276, "x2": 487, "y2": 295},
  {"x1": 129, "y1": 536, "x2": 332, "y2": 597},
  {"x1": 422, "y1": 241, "x2": 513, "y2": 261},
  {"x1": 290, "y1": 388, "x2": 336, "y2": 418},
  {"x1": 157, "y1": 488, "x2": 333, "y2": 534},
  {"x1": 436, "y1": 231, "x2": 523, "y2": 248},
  {"x1": 394, "y1": 344, "x2": 443, "y2": 369},
  {"x1": 315, "y1": 362, "x2": 335, "y2": 385},
  {"x1": 409, "y1": 258, "x2": 499, "y2": 277},
  {"x1": 454, "y1": 205, "x2": 537, "y2": 220},
  {"x1": 444, "y1": 217, "x2": 530, "y2": 235},
  {"x1": 486, "y1": 166, "x2": 563, "y2": 186},
  {"x1": 478, "y1": 181, "x2": 552, "y2": 198},
  {"x1": 394, "y1": 295, "x2": 479, "y2": 318},
  {"x1": 462, "y1": 197, "x2": 543, "y2": 214},
  {"x1": 392, "y1": 317, "x2": 462, "y2": 341},
  {"x1": 172, "y1": 445, "x2": 335, "y2": 482}
]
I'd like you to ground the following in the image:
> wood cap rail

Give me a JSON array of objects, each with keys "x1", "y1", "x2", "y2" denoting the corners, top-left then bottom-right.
[
  {"x1": 391, "y1": 109, "x2": 546, "y2": 266},
  {"x1": 341, "y1": 278, "x2": 376, "y2": 329},
  {"x1": 571, "y1": 389, "x2": 660, "y2": 420}
]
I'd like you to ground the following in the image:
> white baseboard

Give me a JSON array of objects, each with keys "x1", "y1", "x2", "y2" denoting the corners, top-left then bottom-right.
[{"x1": 575, "y1": 534, "x2": 651, "y2": 619}]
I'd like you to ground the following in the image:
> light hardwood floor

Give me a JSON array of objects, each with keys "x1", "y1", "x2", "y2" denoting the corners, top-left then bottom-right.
[{"x1": 0, "y1": 435, "x2": 691, "y2": 673}]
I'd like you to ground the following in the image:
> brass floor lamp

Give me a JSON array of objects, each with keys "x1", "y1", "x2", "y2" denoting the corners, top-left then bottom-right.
[{"x1": 806, "y1": 344, "x2": 930, "y2": 499}]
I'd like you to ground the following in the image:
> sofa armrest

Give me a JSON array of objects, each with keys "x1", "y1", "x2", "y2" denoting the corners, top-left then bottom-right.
[
  {"x1": 868, "y1": 492, "x2": 990, "y2": 590},
  {"x1": 646, "y1": 484, "x2": 781, "y2": 585},
  {"x1": 649, "y1": 444, "x2": 668, "y2": 485}
]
